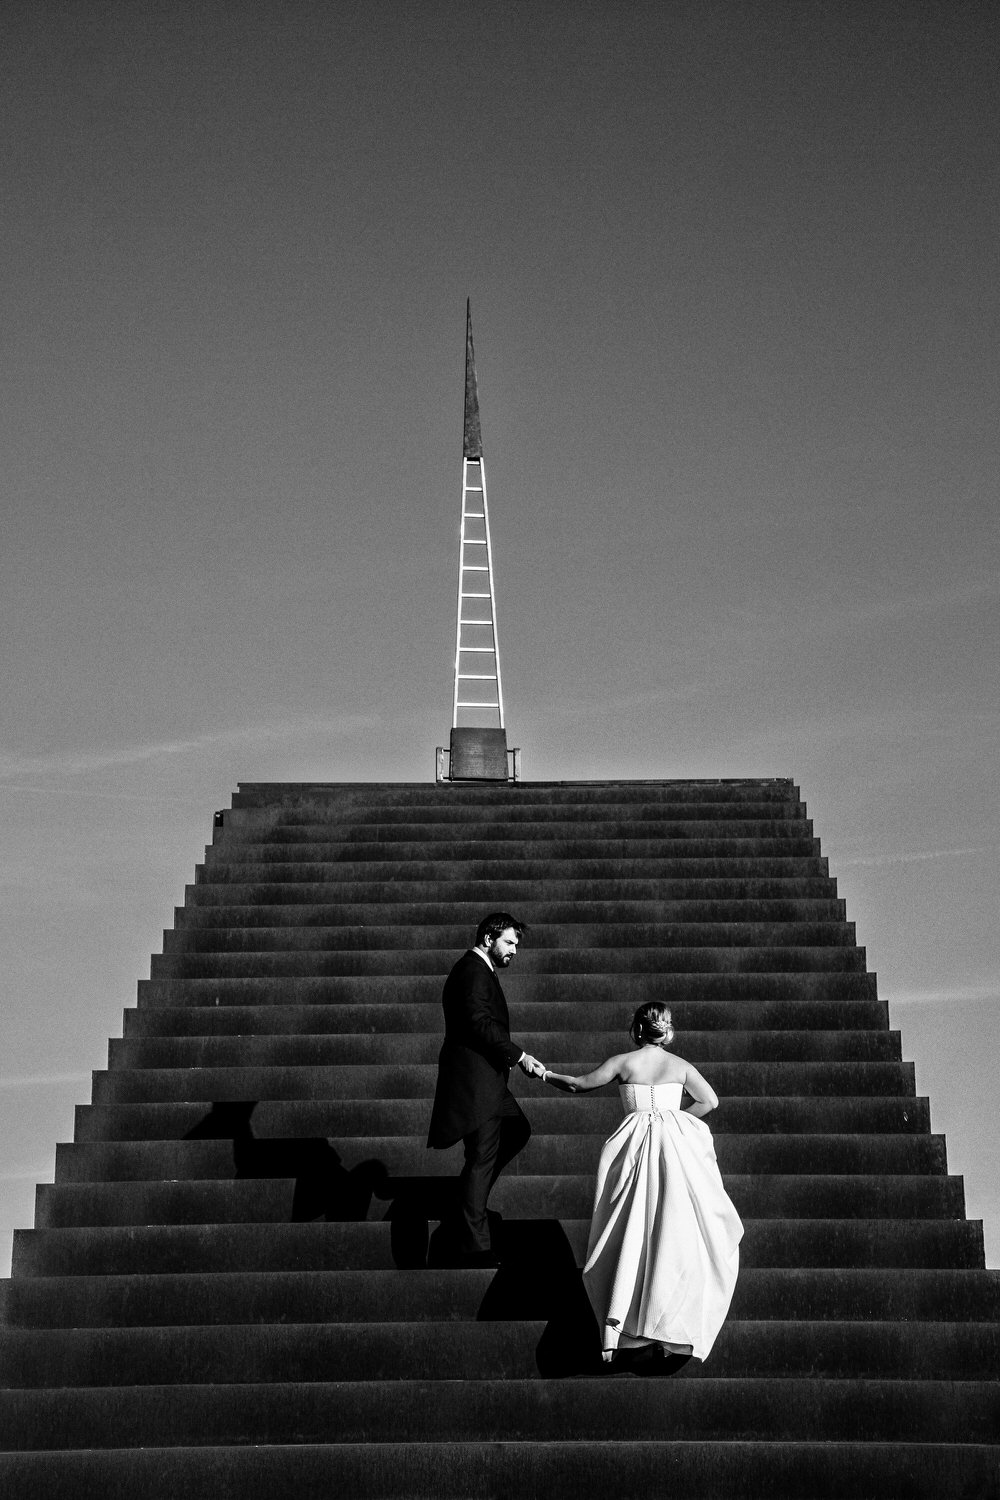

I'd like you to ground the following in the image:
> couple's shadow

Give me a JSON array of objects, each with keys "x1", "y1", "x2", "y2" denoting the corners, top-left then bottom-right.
[
  {"x1": 185, "y1": 1102, "x2": 602, "y2": 1376},
  {"x1": 184, "y1": 1101, "x2": 386, "y2": 1221},
  {"x1": 390, "y1": 1181, "x2": 604, "y2": 1377}
]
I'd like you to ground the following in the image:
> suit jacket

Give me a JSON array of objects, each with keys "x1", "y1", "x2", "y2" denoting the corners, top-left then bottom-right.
[{"x1": 427, "y1": 950, "x2": 523, "y2": 1148}]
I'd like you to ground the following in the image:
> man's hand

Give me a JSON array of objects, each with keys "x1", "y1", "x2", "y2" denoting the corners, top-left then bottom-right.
[{"x1": 518, "y1": 1052, "x2": 546, "y2": 1078}]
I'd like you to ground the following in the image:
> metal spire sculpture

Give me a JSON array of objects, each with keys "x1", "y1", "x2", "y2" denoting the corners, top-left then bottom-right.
[{"x1": 443, "y1": 302, "x2": 515, "y2": 780}]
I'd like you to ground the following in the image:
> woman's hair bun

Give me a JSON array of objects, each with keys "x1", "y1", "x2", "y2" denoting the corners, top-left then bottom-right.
[{"x1": 629, "y1": 1001, "x2": 675, "y2": 1048}]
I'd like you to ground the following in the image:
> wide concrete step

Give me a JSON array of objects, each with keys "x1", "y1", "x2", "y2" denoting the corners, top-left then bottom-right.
[
  {"x1": 173, "y1": 898, "x2": 849, "y2": 927},
  {"x1": 212, "y1": 817, "x2": 815, "y2": 844},
  {"x1": 219, "y1": 808, "x2": 813, "y2": 835},
  {"x1": 2, "y1": 1378, "x2": 998, "y2": 1450},
  {"x1": 89, "y1": 1060, "x2": 914, "y2": 1103},
  {"x1": 160, "y1": 921, "x2": 858, "y2": 952},
  {"x1": 224, "y1": 796, "x2": 808, "y2": 825},
  {"x1": 198, "y1": 855, "x2": 831, "y2": 881},
  {"x1": 13, "y1": 1218, "x2": 986, "y2": 1279},
  {"x1": 0, "y1": 1440, "x2": 996, "y2": 1500},
  {"x1": 53, "y1": 1132, "x2": 947, "y2": 1184},
  {"x1": 135, "y1": 971, "x2": 881, "y2": 1005},
  {"x1": 0, "y1": 1320, "x2": 996, "y2": 1387},
  {"x1": 231, "y1": 780, "x2": 802, "y2": 808},
  {"x1": 33, "y1": 1173, "x2": 966, "y2": 1227},
  {"x1": 185, "y1": 877, "x2": 842, "y2": 904},
  {"x1": 148, "y1": 947, "x2": 869, "y2": 977},
  {"x1": 106, "y1": 1030, "x2": 900, "y2": 1069},
  {"x1": 74, "y1": 1094, "x2": 932, "y2": 1141},
  {"x1": 204, "y1": 836, "x2": 822, "y2": 861},
  {"x1": 4, "y1": 1268, "x2": 998, "y2": 1331},
  {"x1": 0, "y1": 1321, "x2": 545, "y2": 1387},
  {"x1": 122, "y1": 998, "x2": 891, "y2": 1036}
]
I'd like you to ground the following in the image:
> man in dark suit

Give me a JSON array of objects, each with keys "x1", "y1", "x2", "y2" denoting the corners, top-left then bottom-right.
[{"x1": 427, "y1": 911, "x2": 545, "y2": 1267}]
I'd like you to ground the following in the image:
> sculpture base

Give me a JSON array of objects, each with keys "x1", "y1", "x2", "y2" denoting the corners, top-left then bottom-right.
[{"x1": 448, "y1": 728, "x2": 509, "y2": 780}]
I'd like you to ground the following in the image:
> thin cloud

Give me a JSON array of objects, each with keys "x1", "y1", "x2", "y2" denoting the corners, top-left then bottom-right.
[
  {"x1": 837, "y1": 844, "x2": 998, "y2": 869},
  {"x1": 885, "y1": 984, "x2": 999, "y2": 1005},
  {"x1": 0, "y1": 714, "x2": 381, "y2": 780}
]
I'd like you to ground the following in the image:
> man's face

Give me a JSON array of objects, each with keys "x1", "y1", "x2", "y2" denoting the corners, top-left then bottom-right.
[{"x1": 488, "y1": 927, "x2": 519, "y2": 967}]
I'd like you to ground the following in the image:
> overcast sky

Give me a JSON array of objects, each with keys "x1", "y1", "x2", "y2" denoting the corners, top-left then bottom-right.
[{"x1": 2, "y1": 1, "x2": 997, "y2": 1272}]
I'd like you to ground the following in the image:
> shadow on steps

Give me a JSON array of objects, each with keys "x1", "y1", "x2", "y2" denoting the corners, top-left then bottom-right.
[
  {"x1": 183, "y1": 1102, "x2": 388, "y2": 1221},
  {"x1": 179, "y1": 1105, "x2": 622, "y2": 1379}
]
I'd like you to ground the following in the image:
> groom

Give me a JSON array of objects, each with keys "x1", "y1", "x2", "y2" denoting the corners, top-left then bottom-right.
[{"x1": 427, "y1": 912, "x2": 545, "y2": 1267}]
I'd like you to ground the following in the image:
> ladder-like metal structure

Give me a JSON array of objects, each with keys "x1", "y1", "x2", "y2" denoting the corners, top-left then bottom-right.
[{"x1": 452, "y1": 302, "x2": 505, "y2": 730}]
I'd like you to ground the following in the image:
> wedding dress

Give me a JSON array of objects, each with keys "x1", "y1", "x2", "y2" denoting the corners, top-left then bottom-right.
[{"x1": 582, "y1": 1081, "x2": 743, "y2": 1362}]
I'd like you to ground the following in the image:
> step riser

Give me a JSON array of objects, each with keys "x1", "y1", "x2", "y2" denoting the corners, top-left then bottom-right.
[
  {"x1": 224, "y1": 799, "x2": 808, "y2": 822},
  {"x1": 204, "y1": 838, "x2": 824, "y2": 861},
  {"x1": 54, "y1": 1135, "x2": 947, "y2": 1183},
  {"x1": 4, "y1": 1269, "x2": 996, "y2": 1329},
  {"x1": 1, "y1": 1323, "x2": 996, "y2": 1386},
  {"x1": 199, "y1": 857, "x2": 831, "y2": 880},
  {"x1": 212, "y1": 820, "x2": 816, "y2": 843},
  {"x1": 2, "y1": 1380, "x2": 998, "y2": 1448},
  {"x1": 0, "y1": 1443, "x2": 996, "y2": 1500},
  {"x1": 135, "y1": 972, "x2": 881, "y2": 1003},
  {"x1": 186, "y1": 879, "x2": 843, "y2": 903},
  {"x1": 88, "y1": 1061, "x2": 916, "y2": 1103},
  {"x1": 105, "y1": 1033, "x2": 902, "y2": 1068},
  {"x1": 34, "y1": 1174, "x2": 966, "y2": 1227},
  {"x1": 122, "y1": 1000, "x2": 892, "y2": 1035},
  {"x1": 16, "y1": 1220, "x2": 984, "y2": 1277},
  {"x1": 231, "y1": 781, "x2": 802, "y2": 806},
  {"x1": 148, "y1": 951, "x2": 870, "y2": 977},
  {"x1": 74, "y1": 1096, "x2": 933, "y2": 1140},
  {"x1": 172, "y1": 901, "x2": 849, "y2": 926},
  {"x1": 159, "y1": 925, "x2": 859, "y2": 952}
]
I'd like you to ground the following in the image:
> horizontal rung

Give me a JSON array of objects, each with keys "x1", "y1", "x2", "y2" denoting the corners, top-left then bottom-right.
[
  {"x1": 458, "y1": 673, "x2": 498, "y2": 679},
  {"x1": 460, "y1": 592, "x2": 491, "y2": 598},
  {"x1": 457, "y1": 701, "x2": 500, "y2": 708},
  {"x1": 465, "y1": 485, "x2": 483, "y2": 492},
  {"x1": 462, "y1": 565, "x2": 489, "y2": 571},
  {"x1": 463, "y1": 511, "x2": 485, "y2": 517},
  {"x1": 461, "y1": 537, "x2": 487, "y2": 544},
  {"x1": 459, "y1": 646, "x2": 495, "y2": 652}
]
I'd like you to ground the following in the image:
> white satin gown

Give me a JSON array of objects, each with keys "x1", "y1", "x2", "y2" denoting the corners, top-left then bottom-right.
[{"x1": 582, "y1": 1082, "x2": 744, "y2": 1362}]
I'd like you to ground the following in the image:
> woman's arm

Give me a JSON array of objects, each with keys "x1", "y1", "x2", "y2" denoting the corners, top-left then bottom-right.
[
  {"x1": 681, "y1": 1061, "x2": 719, "y2": 1119},
  {"x1": 542, "y1": 1054, "x2": 625, "y2": 1093}
]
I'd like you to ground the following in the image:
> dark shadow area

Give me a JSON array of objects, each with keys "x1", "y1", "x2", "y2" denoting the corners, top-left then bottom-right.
[
  {"x1": 183, "y1": 1102, "x2": 388, "y2": 1220},
  {"x1": 475, "y1": 1217, "x2": 605, "y2": 1377},
  {"x1": 178, "y1": 1108, "x2": 639, "y2": 1377}
]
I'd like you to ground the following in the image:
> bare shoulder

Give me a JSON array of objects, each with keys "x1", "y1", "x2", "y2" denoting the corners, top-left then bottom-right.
[
  {"x1": 619, "y1": 1049, "x2": 685, "y2": 1084},
  {"x1": 671, "y1": 1052, "x2": 707, "y2": 1082}
]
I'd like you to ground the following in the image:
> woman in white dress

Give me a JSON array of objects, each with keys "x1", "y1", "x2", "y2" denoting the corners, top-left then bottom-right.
[{"x1": 542, "y1": 1002, "x2": 743, "y2": 1369}]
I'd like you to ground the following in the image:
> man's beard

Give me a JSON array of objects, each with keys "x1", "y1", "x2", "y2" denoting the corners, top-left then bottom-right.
[{"x1": 491, "y1": 949, "x2": 513, "y2": 967}]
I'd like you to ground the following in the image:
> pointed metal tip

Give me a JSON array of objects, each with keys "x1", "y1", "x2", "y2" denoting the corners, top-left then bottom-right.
[{"x1": 463, "y1": 302, "x2": 483, "y2": 459}]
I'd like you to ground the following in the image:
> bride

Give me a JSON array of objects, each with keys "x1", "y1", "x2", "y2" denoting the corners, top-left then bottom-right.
[{"x1": 542, "y1": 1001, "x2": 743, "y2": 1369}]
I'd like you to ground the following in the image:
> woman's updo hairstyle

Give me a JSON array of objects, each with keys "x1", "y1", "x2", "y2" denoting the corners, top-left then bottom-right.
[{"x1": 629, "y1": 1002, "x2": 675, "y2": 1049}]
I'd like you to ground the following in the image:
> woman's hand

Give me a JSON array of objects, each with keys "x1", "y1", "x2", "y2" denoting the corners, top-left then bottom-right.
[{"x1": 542, "y1": 1070, "x2": 580, "y2": 1092}]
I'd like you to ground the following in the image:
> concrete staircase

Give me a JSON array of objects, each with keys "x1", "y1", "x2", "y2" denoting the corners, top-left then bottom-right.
[{"x1": 1, "y1": 779, "x2": 997, "y2": 1498}]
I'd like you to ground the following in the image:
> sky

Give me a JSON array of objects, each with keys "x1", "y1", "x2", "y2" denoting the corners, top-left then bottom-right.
[{"x1": 1, "y1": 1, "x2": 997, "y2": 1273}]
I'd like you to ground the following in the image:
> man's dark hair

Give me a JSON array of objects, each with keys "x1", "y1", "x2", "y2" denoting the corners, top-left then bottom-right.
[{"x1": 476, "y1": 912, "x2": 527, "y2": 946}]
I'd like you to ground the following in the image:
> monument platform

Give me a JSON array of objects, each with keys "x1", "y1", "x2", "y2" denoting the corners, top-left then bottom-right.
[{"x1": 1, "y1": 780, "x2": 997, "y2": 1497}]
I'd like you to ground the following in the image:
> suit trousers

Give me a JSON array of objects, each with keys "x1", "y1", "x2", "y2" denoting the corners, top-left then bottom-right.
[{"x1": 456, "y1": 1091, "x2": 531, "y2": 1253}]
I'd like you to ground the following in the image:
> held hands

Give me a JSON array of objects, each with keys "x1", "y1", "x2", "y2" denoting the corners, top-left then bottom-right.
[{"x1": 518, "y1": 1052, "x2": 547, "y2": 1079}]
